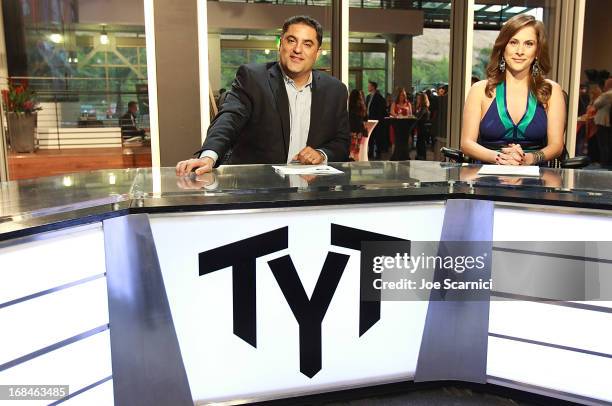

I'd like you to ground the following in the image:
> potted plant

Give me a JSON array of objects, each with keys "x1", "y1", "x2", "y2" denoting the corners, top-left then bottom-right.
[{"x1": 1, "y1": 81, "x2": 42, "y2": 153}]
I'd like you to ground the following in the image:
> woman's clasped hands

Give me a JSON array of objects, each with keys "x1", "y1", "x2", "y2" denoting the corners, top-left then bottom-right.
[{"x1": 495, "y1": 143, "x2": 526, "y2": 165}]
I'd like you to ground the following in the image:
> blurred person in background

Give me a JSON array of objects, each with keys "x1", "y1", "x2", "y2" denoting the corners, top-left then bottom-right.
[
  {"x1": 390, "y1": 87, "x2": 412, "y2": 117},
  {"x1": 592, "y1": 78, "x2": 612, "y2": 166},
  {"x1": 584, "y1": 83, "x2": 603, "y2": 163},
  {"x1": 366, "y1": 80, "x2": 388, "y2": 159},
  {"x1": 119, "y1": 101, "x2": 146, "y2": 140},
  {"x1": 348, "y1": 89, "x2": 368, "y2": 161},
  {"x1": 414, "y1": 92, "x2": 431, "y2": 160}
]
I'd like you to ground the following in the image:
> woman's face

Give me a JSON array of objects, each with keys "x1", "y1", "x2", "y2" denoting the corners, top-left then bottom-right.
[
  {"x1": 399, "y1": 91, "x2": 406, "y2": 103},
  {"x1": 503, "y1": 25, "x2": 538, "y2": 75}
]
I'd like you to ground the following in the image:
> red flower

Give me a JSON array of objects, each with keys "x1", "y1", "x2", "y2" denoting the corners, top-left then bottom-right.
[{"x1": 5, "y1": 83, "x2": 40, "y2": 113}]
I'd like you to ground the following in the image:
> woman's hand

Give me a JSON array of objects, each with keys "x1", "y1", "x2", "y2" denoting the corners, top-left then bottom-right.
[
  {"x1": 495, "y1": 151, "x2": 523, "y2": 165},
  {"x1": 500, "y1": 144, "x2": 526, "y2": 165}
]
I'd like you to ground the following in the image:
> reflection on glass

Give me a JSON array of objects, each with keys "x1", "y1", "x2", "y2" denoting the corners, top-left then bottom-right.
[{"x1": 459, "y1": 165, "x2": 563, "y2": 189}]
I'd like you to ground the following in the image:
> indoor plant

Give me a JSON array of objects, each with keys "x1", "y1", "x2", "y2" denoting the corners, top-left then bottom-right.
[{"x1": 2, "y1": 82, "x2": 42, "y2": 153}]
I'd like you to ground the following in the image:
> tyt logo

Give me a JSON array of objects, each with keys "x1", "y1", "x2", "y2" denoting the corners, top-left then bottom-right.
[{"x1": 198, "y1": 224, "x2": 405, "y2": 378}]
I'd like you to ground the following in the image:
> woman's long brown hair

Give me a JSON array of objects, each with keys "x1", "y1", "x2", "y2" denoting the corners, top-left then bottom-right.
[
  {"x1": 394, "y1": 88, "x2": 408, "y2": 105},
  {"x1": 485, "y1": 14, "x2": 552, "y2": 106},
  {"x1": 348, "y1": 89, "x2": 366, "y2": 118}
]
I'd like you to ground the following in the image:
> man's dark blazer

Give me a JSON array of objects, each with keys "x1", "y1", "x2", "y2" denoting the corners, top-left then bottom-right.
[
  {"x1": 197, "y1": 62, "x2": 350, "y2": 165},
  {"x1": 366, "y1": 91, "x2": 387, "y2": 120}
]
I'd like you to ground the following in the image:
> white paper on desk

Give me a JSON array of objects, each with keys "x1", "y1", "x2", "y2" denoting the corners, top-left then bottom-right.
[
  {"x1": 477, "y1": 165, "x2": 541, "y2": 177},
  {"x1": 272, "y1": 165, "x2": 343, "y2": 176}
]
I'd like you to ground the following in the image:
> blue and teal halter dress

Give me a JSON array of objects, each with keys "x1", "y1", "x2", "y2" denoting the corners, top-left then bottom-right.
[{"x1": 479, "y1": 82, "x2": 547, "y2": 152}]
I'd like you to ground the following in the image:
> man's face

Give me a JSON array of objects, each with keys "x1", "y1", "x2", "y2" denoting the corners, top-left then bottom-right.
[
  {"x1": 279, "y1": 23, "x2": 320, "y2": 78},
  {"x1": 129, "y1": 104, "x2": 138, "y2": 114},
  {"x1": 367, "y1": 83, "x2": 374, "y2": 93}
]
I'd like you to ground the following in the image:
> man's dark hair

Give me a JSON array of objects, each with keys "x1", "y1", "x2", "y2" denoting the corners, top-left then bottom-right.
[
  {"x1": 368, "y1": 81, "x2": 378, "y2": 89},
  {"x1": 281, "y1": 15, "x2": 323, "y2": 48},
  {"x1": 128, "y1": 101, "x2": 138, "y2": 109}
]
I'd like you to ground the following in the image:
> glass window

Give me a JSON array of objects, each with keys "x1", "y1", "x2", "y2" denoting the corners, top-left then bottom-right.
[
  {"x1": 139, "y1": 47, "x2": 147, "y2": 65},
  {"x1": 363, "y1": 52, "x2": 385, "y2": 69},
  {"x1": 107, "y1": 51, "x2": 124, "y2": 66},
  {"x1": 249, "y1": 49, "x2": 277, "y2": 64},
  {"x1": 575, "y1": 0, "x2": 612, "y2": 161},
  {"x1": 117, "y1": 47, "x2": 138, "y2": 65},
  {"x1": 315, "y1": 41, "x2": 331, "y2": 71},
  {"x1": 221, "y1": 67, "x2": 237, "y2": 90},
  {"x1": 413, "y1": 29, "x2": 450, "y2": 91},
  {"x1": 350, "y1": 2, "x2": 451, "y2": 161},
  {"x1": 221, "y1": 49, "x2": 247, "y2": 67},
  {"x1": 208, "y1": 0, "x2": 334, "y2": 108},
  {"x1": 2, "y1": 2, "x2": 150, "y2": 180}
]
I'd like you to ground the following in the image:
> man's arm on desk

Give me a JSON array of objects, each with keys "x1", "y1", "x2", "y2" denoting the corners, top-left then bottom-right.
[{"x1": 177, "y1": 65, "x2": 253, "y2": 175}]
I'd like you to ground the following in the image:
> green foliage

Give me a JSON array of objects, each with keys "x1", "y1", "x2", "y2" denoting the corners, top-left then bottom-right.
[
  {"x1": 412, "y1": 57, "x2": 449, "y2": 90},
  {"x1": 363, "y1": 52, "x2": 385, "y2": 69},
  {"x1": 349, "y1": 51, "x2": 361, "y2": 66},
  {"x1": 472, "y1": 47, "x2": 492, "y2": 81},
  {"x1": 362, "y1": 70, "x2": 386, "y2": 95},
  {"x1": 221, "y1": 49, "x2": 282, "y2": 89},
  {"x1": 221, "y1": 49, "x2": 247, "y2": 67},
  {"x1": 315, "y1": 52, "x2": 331, "y2": 69}
]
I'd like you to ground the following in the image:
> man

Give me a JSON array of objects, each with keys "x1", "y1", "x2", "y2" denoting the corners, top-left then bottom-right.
[
  {"x1": 593, "y1": 78, "x2": 612, "y2": 166},
  {"x1": 176, "y1": 15, "x2": 349, "y2": 176},
  {"x1": 119, "y1": 101, "x2": 146, "y2": 140},
  {"x1": 365, "y1": 81, "x2": 387, "y2": 159}
]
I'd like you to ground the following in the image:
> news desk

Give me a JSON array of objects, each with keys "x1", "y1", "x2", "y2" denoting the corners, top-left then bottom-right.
[{"x1": 1, "y1": 161, "x2": 611, "y2": 406}]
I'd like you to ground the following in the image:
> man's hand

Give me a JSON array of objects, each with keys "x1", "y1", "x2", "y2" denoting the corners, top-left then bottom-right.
[
  {"x1": 293, "y1": 146, "x2": 325, "y2": 165},
  {"x1": 175, "y1": 157, "x2": 214, "y2": 176}
]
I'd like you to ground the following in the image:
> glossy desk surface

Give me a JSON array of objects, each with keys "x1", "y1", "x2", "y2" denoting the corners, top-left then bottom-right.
[{"x1": 2, "y1": 161, "x2": 612, "y2": 240}]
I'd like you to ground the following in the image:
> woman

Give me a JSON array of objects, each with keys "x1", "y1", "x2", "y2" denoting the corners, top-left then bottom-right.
[
  {"x1": 348, "y1": 89, "x2": 368, "y2": 161},
  {"x1": 391, "y1": 88, "x2": 413, "y2": 117},
  {"x1": 414, "y1": 92, "x2": 431, "y2": 160},
  {"x1": 461, "y1": 14, "x2": 565, "y2": 166},
  {"x1": 389, "y1": 88, "x2": 414, "y2": 160}
]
